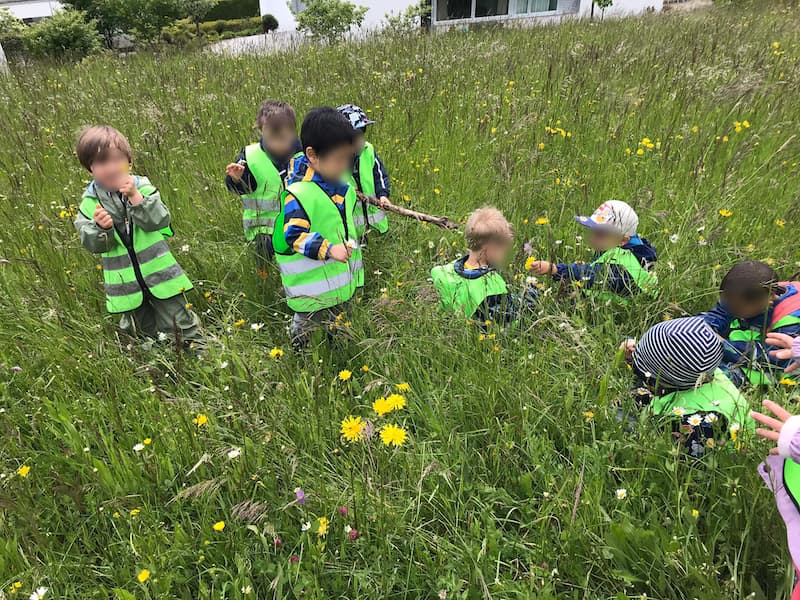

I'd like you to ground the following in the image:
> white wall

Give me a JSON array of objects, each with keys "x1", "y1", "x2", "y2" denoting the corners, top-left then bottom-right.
[
  {"x1": 260, "y1": 0, "x2": 419, "y2": 31},
  {"x1": 0, "y1": 0, "x2": 62, "y2": 20},
  {"x1": 577, "y1": 0, "x2": 662, "y2": 18}
]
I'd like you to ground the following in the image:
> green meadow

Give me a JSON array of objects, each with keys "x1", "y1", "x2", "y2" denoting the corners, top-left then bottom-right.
[{"x1": 1, "y1": 2, "x2": 800, "y2": 597}]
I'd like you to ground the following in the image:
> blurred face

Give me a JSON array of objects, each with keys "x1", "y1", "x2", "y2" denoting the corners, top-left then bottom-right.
[
  {"x1": 352, "y1": 130, "x2": 366, "y2": 154},
  {"x1": 720, "y1": 291, "x2": 772, "y2": 319},
  {"x1": 261, "y1": 125, "x2": 297, "y2": 159},
  {"x1": 483, "y1": 239, "x2": 512, "y2": 267},
  {"x1": 89, "y1": 148, "x2": 130, "y2": 191},
  {"x1": 589, "y1": 228, "x2": 627, "y2": 252},
  {"x1": 306, "y1": 145, "x2": 354, "y2": 182}
]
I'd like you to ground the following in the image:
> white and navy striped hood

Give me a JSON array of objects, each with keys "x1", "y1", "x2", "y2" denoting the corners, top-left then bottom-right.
[{"x1": 633, "y1": 317, "x2": 723, "y2": 391}]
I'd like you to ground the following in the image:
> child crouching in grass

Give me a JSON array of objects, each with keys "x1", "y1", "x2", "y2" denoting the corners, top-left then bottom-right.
[
  {"x1": 73, "y1": 126, "x2": 201, "y2": 344},
  {"x1": 529, "y1": 200, "x2": 657, "y2": 303},
  {"x1": 624, "y1": 316, "x2": 754, "y2": 457},
  {"x1": 431, "y1": 207, "x2": 536, "y2": 327}
]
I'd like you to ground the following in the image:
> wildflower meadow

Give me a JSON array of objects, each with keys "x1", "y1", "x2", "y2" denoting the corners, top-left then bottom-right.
[{"x1": 1, "y1": 2, "x2": 800, "y2": 598}]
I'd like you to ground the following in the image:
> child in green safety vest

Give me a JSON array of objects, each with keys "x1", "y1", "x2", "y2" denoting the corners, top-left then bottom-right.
[
  {"x1": 73, "y1": 126, "x2": 201, "y2": 344},
  {"x1": 336, "y1": 104, "x2": 391, "y2": 240},
  {"x1": 431, "y1": 207, "x2": 537, "y2": 327},
  {"x1": 625, "y1": 316, "x2": 754, "y2": 458},
  {"x1": 272, "y1": 107, "x2": 363, "y2": 346},
  {"x1": 751, "y1": 335, "x2": 800, "y2": 599},
  {"x1": 225, "y1": 100, "x2": 302, "y2": 278},
  {"x1": 528, "y1": 200, "x2": 658, "y2": 302},
  {"x1": 701, "y1": 261, "x2": 800, "y2": 388}
]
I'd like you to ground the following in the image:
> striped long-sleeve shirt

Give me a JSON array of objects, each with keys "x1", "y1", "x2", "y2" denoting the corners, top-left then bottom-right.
[{"x1": 283, "y1": 154, "x2": 350, "y2": 260}]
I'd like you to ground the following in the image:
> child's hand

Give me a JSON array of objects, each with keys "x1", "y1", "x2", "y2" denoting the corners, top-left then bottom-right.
[
  {"x1": 328, "y1": 243, "x2": 352, "y2": 263},
  {"x1": 377, "y1": 196, "x2": 390, "y2": 209},
  {"x1": 119, "y1": 175, "x2": 143, "y2": 205},
  {"x1": 751, "y1": 399, "x2": 794, "y2": 454},
  {"x1": 226, "y1": 163, "x2": 245, "y2": 182},
  {"x1": 766, "y1": 332, "x2": 800, "y2": 373},
  {"x1": 529, "y1": 260, "x2": 556, "y2": 276},
  {"x1": 620, "y1": 338, "x2": 636, "y2": 363},
  {"x1": 93, "y1": 204, "x2": 113, "y2": 230}
]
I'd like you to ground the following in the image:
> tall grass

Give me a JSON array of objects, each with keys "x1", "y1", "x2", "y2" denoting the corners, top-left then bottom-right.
[{"x1": 1, "y1": 3, "x2": 799, "y2": 598}]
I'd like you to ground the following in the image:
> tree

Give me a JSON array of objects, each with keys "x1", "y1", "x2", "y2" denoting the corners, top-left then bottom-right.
[
  {"x1": 590, "y1": 0, "x2": 613, "y2": 19},
  {"x1": 61, "y1": 0, "x2": 183, "y2": 46},
  {"x1": 183, "y1": 0, "x2": 219, "y2": 36},
  {"x1": 384, "y1": 0, "x2": 431, "y2": 34},
  {"x1": 23, "y1": 8, "x2": 102, "y2": 59},
  {"x1": 291, "y1": 0, "x2": 367, "y2": 44},
  {"x1": 262, "y1": 13, "x2": 278, "y2": 33}
]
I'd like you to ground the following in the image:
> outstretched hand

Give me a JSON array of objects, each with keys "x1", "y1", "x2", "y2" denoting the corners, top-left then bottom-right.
[
  {"x1": 226, "y1": 163, "x2": 245, "y2": 182},
  {"x1": 750, "y1": 399, "x2": 794, "y2": 454},
  {"x1": 766, "y1": 332, "x2": 800, "y2": 373},
  {"x1": 529, "y1": 260, "x2": 556, "y2": 276}
]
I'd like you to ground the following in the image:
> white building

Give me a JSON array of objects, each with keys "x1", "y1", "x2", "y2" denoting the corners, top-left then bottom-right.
[
  {"x1": 432, "y1": 0, "x2": 663, "y2": 28},
  {"x1": 0, "y1": 0, "x2": 62, "y2": 22},
  {"x1": 260, "y1": 0, "x2": 420, "y2": 31}
]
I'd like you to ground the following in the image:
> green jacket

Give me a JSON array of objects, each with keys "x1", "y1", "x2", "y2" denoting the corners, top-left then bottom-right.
[
  {"x1": 431, "y1": 260, "x2": 509, "y2": 318},
  {"x1": 584, "y1": 246, "x2": 658, "y2": 303}
]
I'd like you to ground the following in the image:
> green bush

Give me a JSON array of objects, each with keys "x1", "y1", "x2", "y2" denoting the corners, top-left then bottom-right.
[
  {"x1": 162, "y1": 15, "x2": 262, "y2": 44},
  {"x1": 292, "y1": 0, "x2": 367, "y2": 44},
  {"x1": 0, "y1": 8, "x2": 26, "y2": 59},
  {"x1": 23, "y1": 9, "x2": 102, "y2": 59},
  {"x1": 261, "y1": 13, "x2": 278, "y2": 33},
  {"x1": 205, "y1": 0, "x2": 259, "y2": 20}
]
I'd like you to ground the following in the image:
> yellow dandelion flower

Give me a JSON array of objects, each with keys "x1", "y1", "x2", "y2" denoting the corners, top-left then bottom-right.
[
  {"x1": 193, "y1": 413, "x2": 208, "y2": 427},
  {"x1": 773, "y1": 41, "x2": 780, "y2": 49},
  {"x1": 361, "y1": 365, "x2": 370, "y2": 372},
  {"x1": 691, "y1": 125, "x2": 699, "y2": 133},
  {"x1": 372, "y1": 396, "x2": 393, "y2": 416},
  {"x1": 143, "y1": 438, "x2": 152, "y2": 445},
  {"x1": 137, "y1": 569, "x2": 151, "y2": 583},
  {"x1": 434, "y1": 188, "x2": 441, "y2": 195},
  {"x1": 780, "y1": 377, "x2": 797, "y2": 386},
  {"x1": 338, "y1": 370, "x2": 352, "y2": 382},
  {"x1": 213, "y1": 520, "x2": 226, "y2": 531},
  {"x1": 691, "y1": 509, "x2": 700, "y2": 518},
  {"x1": 185, "y1": 303, "x2": 193, "y2": 310},
  {"x1": 395, "y1": 382, "x2": 411, "y2": 392},
  {"x1": 718, "y1": 209, "x2": 733, "y2": 218},
  {"x1": 234, "y1": 319, "x2": 246, "y2": 328},
  {"x1": 722, "y1": 135, "x2": 729, "y2": 143},
  {"x1": 742, "y1": 120, "x2": 750, "y2": 128},
  {"x1": 525, "y1": 256, "x2": 536, "y2": 271},
  {"x1": 582, "y1": 411, "x2": 594, "y2": 421},
  {"x1": 538, "y1": 142, "x2": 545, "y2": 150},
  {"x1": 535, "y1": 217, "x2": 549, "y2": 225},
  {"x1": 269, "y1": 348, "x2": 284, "y2": 359},
  {"x1": 387, "y1": 393, "x2": 406, "y2": 411},
  {"x1": 17, "y1": 465, "x2": 30, "y2": 478},
  {"x1": 340, "y1": 415, "x2": 364, "y2": 442},
  {"x1": 636, "y1": 148, "x2": 645, "y2": 156},
  {"x1": 317, "y1": 516, "x2": 329, "y2": 537},
  {"x1": 130, "y1": 508, "x2": 141, "y2": 517},
  {"x1": 625, "y1": 147, "x2": 632, "y2": 155},
  {"x1": 776, "y1": 219, "x2": 786, "y2": 228},
  {"x1": 380, "y1": 424, "x2": 408, "y2": 447}
]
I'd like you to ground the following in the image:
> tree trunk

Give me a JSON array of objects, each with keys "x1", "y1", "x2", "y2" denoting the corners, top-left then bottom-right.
[{"x1": 0, "y1": 40, "x2": 9, "y2": 75}]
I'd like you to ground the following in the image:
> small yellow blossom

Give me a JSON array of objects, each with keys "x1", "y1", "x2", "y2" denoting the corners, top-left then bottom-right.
[
  {"x1": 340, "y1": 415, "x2": 364, "y2": 442},
  {"x1": 691, "y1": 509, "x2": 700, "y2": 518},
  {"x1": 213, "y1": 520, "x2": 226, "y2": 531},
  {"x1": 538, "y1": 142, "x2": 545, "y2": 150},
  {"x1": 582, "y1": 411, "x2": 594, "y2": 421},
  {"x1": 234, "y1": 319, "x2": 246, "y2": 328},
  {"x1": 361, "y1": 365, "x2": 370, "y2": 372},
  {"x1": 143, "y1": 438, "x2": 152, "y2": 445},
  {"x1": 636, "y1": 148, "x2": 645, "y2": 156},
  {"x1": 193, "y1": 413, "x2": 208, "y2": 427},
  {"x1": 137, "y1": 569, "x2": 151, "y2": 583},
  {"x1": 269, "y1": 348, "x2": 284, "y2": 359},
  {"x1": 185, "y1": 303, "x2": 193, "y2": 310},
  {"x1": 718, "y1": 209, "x2": 733, "y2": 218},
  {"x1": 317, "y1": 516, "x2": 329, "y2": 537},
  {"x1": 525, "y1": 256, "x2": 536, "y2": 271},
  {"x1": 380, "y1": 424, "x2": 408, "y2": 447},
  {"x1": 17, "y1": 465, "x2": 30, "y2": 478},
  {"x1": 387, "y1": 393, "x2": 406, "y2": 411},
  {"x1": 776, "y1": 219, "x2": 786, "y2": 228},
  {"x1": 434, "y1": 188, "x2": 441, "y2": 195},
  {"x1": 395, "y1": 382, "x2": 411, "y2": 392},
  {"x1": 780, "y1": 377, "x2": 797, "y2": 386},
  {"x1": 338, "y1": 370, "x2": 352, "y2": 382},
  {"x1": 372, "y1": 396, "x2": 393, "y2": 416},
  {"x1": 691, "y1": 125, "x2": 699, "y2": 133},
  {"x1": 535, "y1": 217, "x2": 549, "y2": 225},
  {"x1": 130, "y1": 508, "x2": 141, "y2": 517}
]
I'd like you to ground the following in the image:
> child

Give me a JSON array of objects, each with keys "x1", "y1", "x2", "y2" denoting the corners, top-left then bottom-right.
[
  {"x1": 272, "y1": 107, "x2": 363, "y2": 345},
  {"x1": 73, "y1": 126, "x2": 200, "y2": 343},
  {"x1": 225, "y1": 100, "x2": 302, "y2": 277},
  {"x1": 529, "y1": 200, "x2": 658, "y2": 302},
  {"x1": 626, "y1": 317, "x2": 754, "y2": 457},
  {"x1": 701, "y1": 261, "x2": 800, "y2": 387},
  {"x1": 431, "y1": 207, "x2": 535, "y2": 327},
  {"x1": 336, "y1": 104, "x2": 391, "y2": 239},
  {"x1": 751, "y1": 397, "x2": 800, "y2": 600}
]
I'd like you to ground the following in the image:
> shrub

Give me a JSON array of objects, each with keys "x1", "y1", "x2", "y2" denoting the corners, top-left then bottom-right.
[
  {"x1": 205, "y1": 0, "x2": 259, "y2": 20},
  {"x1": 162, "y1": 15, "x2": 262, "y2": 44},
  {"x1": 24, "y1": 9, "x2": 102, "y2": 59},
  {"x1": 292, "y1": 0, "x2": 367, "y2": 44},
  {"x1": 0, "y1": 8, "x2": 26, "y2": 58},
  {"x1": 261, "y1": 13, "x2": 278, "y2": 33}
]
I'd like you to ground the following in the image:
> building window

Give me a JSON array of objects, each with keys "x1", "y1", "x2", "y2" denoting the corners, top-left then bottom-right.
[
  {"x1": 476, "y1": 0, "x2": 509, "y2": 17},
  {"x1": 437, "y1": 0, "x2": 471, "y2": 20},
  {"x1": 512, "y1": 0, "x2": 558, "y2": 14}
]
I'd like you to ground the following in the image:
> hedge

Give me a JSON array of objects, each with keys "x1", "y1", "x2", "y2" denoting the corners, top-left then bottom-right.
[{"x1": 205, "y1": 0, "x2": 259, "y2": 21}]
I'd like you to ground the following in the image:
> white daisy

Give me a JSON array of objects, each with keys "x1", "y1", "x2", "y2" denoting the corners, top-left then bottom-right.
[
  {"x1": 220, "y1": 361, "x2": 229, "y2": 369},
  {"x1": 30, "y1": 587, "x2": 48, "y2": 600},
  {"x1": 227, "y1": 448, "x2": 241, "y2": 460},
  {"x1": 250, "y1": 323, "x2": 264, "y2": 332},
  {"x1": 704, "y1": 414, "x2": 718, "y2": 424},
  {"x1": 301, "y1": 521, "x2": 311, "y2": 532},
  {"x1": 133, "y1": 443, "x2": 145, "y2": 453},
  {"x1": 615, "y1": 488, "x2": 627, "y2": 500},
  {"x1": 687, "y1": 414, "x2": 703, "y2": 427},
  {"x1": 672, "y1": 407, "x2": 686, "y2": 417}
]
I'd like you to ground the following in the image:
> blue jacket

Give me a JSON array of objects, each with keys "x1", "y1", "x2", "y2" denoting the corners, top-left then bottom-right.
[
  {"x1": 702, "y1": 284, "x2": 800, "y2": 370},
  {"x1": 553, "y1": 236, "x2": 658, "y2": 296}
]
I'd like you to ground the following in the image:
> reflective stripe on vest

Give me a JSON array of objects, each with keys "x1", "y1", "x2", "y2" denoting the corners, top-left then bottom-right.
[
  {"x1": 583, "y1": 246, "x2": 658, "y2": 303},
  {"x1": 431, "y1": 261, "x2": 509, "y2": 318},
  {"x1": 79, "y1": 194, "x2": 193, "y2": 314},
  {"x1": 649, "y1": 369, "x2": 754, "y2": 430},
  {"x1": 786, "y1": 459, "x2": 800, "y2": 513},
  {"x1": 275, "y1": 181, "x2": 363, "y2": 312},
  {"x1": 348, "y1": 141, "x2": 389, "y2": 235},
  {"x1": 242, "y1": 143, "x2": 284, "y2": 240}
]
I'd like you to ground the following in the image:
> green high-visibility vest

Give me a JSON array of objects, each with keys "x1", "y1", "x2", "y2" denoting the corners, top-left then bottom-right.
[
  {"x1": 785, "y1": 459, "x2": 800, "y2": 511},
  {"x1": 346, "y1": 141, "x2": 389, "y2": 236},
  {"x1": 241, "y1": 143, "x2": 284, "y2": 240},
  {"x1": 275, "y1": 181, "x2": 364, "y2": 312},
  {"x1": 79, "y1": 186, "x2": 193, "y2": 314},
  {"x1": 431, "y1": 261, "x2": 509, "y2": 318},
  {"x1": 583, "y1": 246, "x2": 658, "y2": 303},
  {"x1": 728, "y1": 282, "x2": 800, "y2": 385},
  {"x1": 650, "y1": 369, "x2": 754, "y2": 431}
]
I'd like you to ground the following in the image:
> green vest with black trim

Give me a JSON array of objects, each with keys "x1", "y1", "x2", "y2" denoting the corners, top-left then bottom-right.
[
  {"x1": 274, "y1": 181, "x2": 363, "y2": 313},
  {"x1": 430, "y1": 261, "x2": 509, "y2": 318},
  {"x1": 728, "y1": 282, "x2": 800, "y2": 385},
  {"x1": 649, "y1": 369, "x2": 754, "y2": 431},
  {"x1": 241, "y1": 143, "x2": 284, "y2": 240},
  {"x1": 583, "y1": 246, "x2": 658, "y2": 303},
  {"x1": 346, "y1": 142, "x2": 389, "y2": 236},
  {"x1": 785, "y1": 458, "x2": 800, "y2": 512},
  {"x1": 80, "y1": 181, "x2": 193, "y2": 314}
]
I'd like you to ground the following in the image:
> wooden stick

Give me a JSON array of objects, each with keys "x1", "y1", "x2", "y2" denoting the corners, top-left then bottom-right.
[{"x1": 356, "y1": 191, "x2": 459, "y2": 230}]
